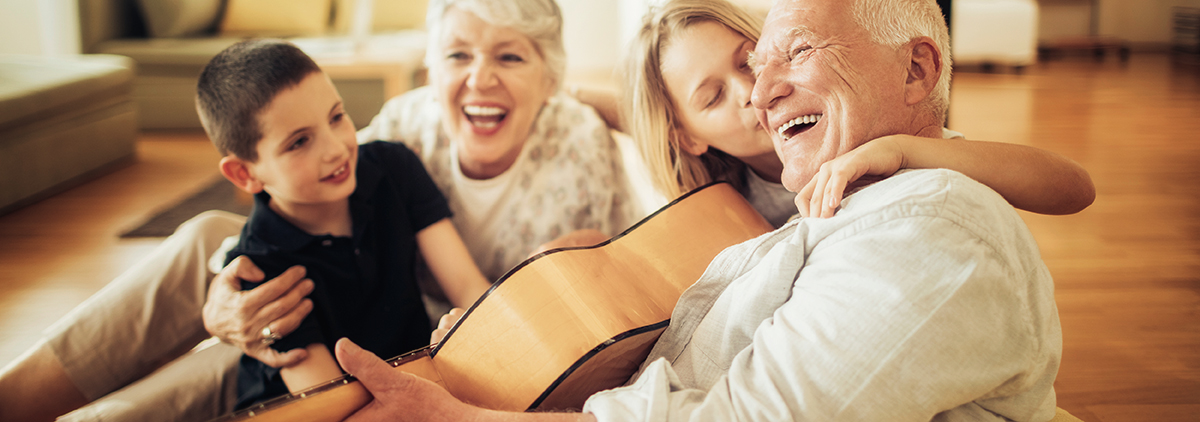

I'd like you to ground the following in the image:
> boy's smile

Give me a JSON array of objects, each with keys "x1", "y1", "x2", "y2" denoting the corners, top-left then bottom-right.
[{"x1": 225, "y1": 72, "x2": 359, "y2": 229}]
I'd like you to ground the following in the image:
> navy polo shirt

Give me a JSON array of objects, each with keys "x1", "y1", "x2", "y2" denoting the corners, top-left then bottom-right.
[{"x1": 226, "y1": 141, "x2": 451, "y2": 408}]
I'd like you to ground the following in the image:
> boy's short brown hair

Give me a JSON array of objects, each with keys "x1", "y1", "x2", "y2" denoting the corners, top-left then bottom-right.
[{"x1": 196, "y1": 39, "x2": 322, "y2": 161}]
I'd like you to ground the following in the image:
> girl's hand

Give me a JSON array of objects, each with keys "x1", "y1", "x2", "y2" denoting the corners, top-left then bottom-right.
[{"x1": 797, "y1": 135, "x2": 911, "y2": 218}]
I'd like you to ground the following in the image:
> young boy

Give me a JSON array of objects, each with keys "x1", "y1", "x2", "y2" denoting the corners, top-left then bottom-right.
[{"x1": 196, "y1": 39, "x2": 491, "y2": 409}]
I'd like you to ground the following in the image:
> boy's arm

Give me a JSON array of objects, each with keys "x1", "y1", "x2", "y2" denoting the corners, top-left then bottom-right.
[
  {"x1": 279, "y1": 343, "x2": 343, "y2": 393},
  {"x1": 416, "y1": 218, "x2": 492, "y2": 309},
  {"x1": 798, "y1": 135, "x2": 1096, "y2": 218}
]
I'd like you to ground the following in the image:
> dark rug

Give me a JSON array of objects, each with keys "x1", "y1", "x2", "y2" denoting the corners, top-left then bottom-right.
[{"x1": 120, "y1": 176, "x2": 252, "y2": 238}]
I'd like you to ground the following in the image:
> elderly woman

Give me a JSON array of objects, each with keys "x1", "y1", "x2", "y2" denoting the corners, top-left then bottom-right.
[{"x1": 0, "y1": 1, "x2": 638, "y2": 421}]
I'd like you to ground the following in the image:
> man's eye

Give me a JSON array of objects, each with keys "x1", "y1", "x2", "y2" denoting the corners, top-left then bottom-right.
[{"x1": 788, "y1": 45, "x2": 812, "y2": 61}]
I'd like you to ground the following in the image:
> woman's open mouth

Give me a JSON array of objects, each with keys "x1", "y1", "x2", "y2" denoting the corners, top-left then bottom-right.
[
  {"x1": 776, "y1": 114, "x2": 823, "y2": 141},
  {"x1": 463, "y1": 105, "x2": 508, "y2": 130}
]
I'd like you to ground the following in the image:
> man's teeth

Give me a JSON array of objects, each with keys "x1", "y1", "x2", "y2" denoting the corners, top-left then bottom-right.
[
  {"x1": 776, "y1": 114, "x2": 823, "y2": 139},
  {"x1": 463, "y1": 105, "x2": 506, "y2": 116}
]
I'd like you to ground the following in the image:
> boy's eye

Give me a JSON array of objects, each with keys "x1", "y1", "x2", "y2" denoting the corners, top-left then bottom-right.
[
  {"x1": 331, "y1": 112, "x2": 344, "y2": 124},
  {"x1": 288, "y1": 136, "x2": 308, "y2": 151}
]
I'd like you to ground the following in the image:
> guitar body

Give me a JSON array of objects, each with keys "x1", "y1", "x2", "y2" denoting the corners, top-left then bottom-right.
[{"x1": 216, "y1": 182, "x2": 773, "y2": 421}]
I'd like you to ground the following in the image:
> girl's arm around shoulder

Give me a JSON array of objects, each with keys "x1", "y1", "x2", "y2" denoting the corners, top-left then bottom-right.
[
  {"x1": 416, "y1": 218, "x2": 492, "y2": 309},
  {"x1": 799, "y1": 135, "x2": 1096, "y2": 218}
]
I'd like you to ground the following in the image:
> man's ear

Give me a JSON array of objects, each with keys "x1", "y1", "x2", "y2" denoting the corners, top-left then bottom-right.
[
  {"x1": 219, "y1": 156, "x2": 265, "y2": 194},
  {"x1": 903, "y1": 36, "x2": 942, "y2": 106}
]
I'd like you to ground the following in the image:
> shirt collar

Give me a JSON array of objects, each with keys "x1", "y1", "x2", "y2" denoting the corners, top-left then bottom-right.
[{"x1": 243, "y1": 152, "x2": 383, "y2": 252}]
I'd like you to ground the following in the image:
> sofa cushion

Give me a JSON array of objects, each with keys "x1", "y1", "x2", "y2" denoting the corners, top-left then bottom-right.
[
  {"x1": 220, "y1": 0, "x2": 333, "y2": 37},
  {"x1": 136, "y1": 0, "x2": 223, "y2": 38},
  {"x1": 95, "y1": 37, "x2": 242, "y2": 67},
  {"x1": 0, "y1": 54, "x2": 135, "y2": 132},
  {"x1": 332, "y1": 0, "x2": 428, "y2": 34}
]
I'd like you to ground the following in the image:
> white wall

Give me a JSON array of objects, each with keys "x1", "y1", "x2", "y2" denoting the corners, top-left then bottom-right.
[
  {"x1": 558, "y1": 0, "x2": 771, "y2": 75},
  {"x1": 0, "y1": 0, "x2": 80, "y2": 55},
  {"x1": 1037, "y1": 0, "x2": 1200, "y2": 46}
]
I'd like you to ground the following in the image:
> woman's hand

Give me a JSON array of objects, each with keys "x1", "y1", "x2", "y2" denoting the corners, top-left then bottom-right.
[
  {"x1": 796, "y1": 135, "x2": 908, "y2": 218},
  {"x1": 203, "y1": 256, "x2": 315, "y2": 367},
  {"x1": 431, "y1": 308, "x2": 466, "y2": 344}
]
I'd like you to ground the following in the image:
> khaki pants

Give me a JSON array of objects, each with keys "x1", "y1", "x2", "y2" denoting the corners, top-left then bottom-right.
[{"x1": 46, "y1": 211, "x2": 247, "y2": 422}]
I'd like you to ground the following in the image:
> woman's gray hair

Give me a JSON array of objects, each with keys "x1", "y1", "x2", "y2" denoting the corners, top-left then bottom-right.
[
  {"x1": 852, "y1": 0, "x2": 952, "y2": 121},
  {"x1": 425, "y1": 0, "x2": 567, "y2": 92}
]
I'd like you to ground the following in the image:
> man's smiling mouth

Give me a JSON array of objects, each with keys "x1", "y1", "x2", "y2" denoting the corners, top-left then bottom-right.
[
  {"x1": 776, "y1": 114, "x2": 822, "y2": 140},
  {"x1": 463, "y1": 105, "x2": 507, "y2": 129}
]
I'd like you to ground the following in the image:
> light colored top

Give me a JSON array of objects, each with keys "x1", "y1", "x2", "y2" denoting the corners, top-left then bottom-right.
[
  {"x1": 357, "y1": 86, "x2": 640, "y2": 281},
  {"x1": 583, "y1": 168, "x2": 1062, "y2": 422},
  {"x1": 743, "y1": 168, "x2": 796, "y2": 228}
]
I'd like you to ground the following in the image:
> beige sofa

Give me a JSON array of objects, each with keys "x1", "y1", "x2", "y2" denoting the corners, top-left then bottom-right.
[
  {"x1": 0, "y1": 54, "x2": 137, "y2": 215},
  {"x1": 78, "y1": 0, "x2": 427, "y2": 129}
]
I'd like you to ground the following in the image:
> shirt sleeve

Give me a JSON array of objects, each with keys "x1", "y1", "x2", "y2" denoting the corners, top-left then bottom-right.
[
  {"x1": 585, "y1": 213, "x2": 1057, "y2": 421},
  {"x1": 364, "y1": 141, "x2": 452, "y2": 233}
]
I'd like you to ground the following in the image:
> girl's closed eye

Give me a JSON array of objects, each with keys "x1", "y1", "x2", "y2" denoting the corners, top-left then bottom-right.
[{"x1": 705, "y1": 86, "x2": 724, "y2": 109}]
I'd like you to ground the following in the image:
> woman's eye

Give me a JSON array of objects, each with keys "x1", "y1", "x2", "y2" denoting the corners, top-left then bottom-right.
[
  {"x1": 447, "y1": 52, "x2": 468, "y2": 61},
  {"x1": 500, "y1": 53, "x2": 524, "y2": 63}
]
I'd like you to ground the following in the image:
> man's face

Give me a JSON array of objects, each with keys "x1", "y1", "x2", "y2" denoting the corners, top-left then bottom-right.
[{"x1": 750, "y1": 0, "x2": 909, "y2": 192}]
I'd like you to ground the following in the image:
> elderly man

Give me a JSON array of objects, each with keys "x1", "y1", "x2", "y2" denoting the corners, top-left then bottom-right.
[{"x1": 333, "y1": 0, "x2": 1062, "y2": 421}]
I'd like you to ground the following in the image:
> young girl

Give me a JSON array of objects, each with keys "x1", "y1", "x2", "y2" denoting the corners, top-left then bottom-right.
[{"x1": 618, "y1": 0, "x2": 1094, "y2": 224}]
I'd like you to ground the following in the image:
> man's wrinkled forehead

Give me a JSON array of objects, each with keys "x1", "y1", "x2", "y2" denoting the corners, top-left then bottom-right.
[{"x1": 748, "y1": 26, "x2": 818, "y2": 79}]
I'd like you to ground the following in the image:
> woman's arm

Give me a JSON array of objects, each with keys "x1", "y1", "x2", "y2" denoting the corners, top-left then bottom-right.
[
  {"x1": 416, "y1": 218, "x2": 492, "y2": 309},
  {"x1": 798, "y1": 135, "x2": 1096, "y2": 218},
  {"x1": 568, "y1": 85, "x2": 624, "y2": 133},
  {"x1": 278, "y1": 344, "x2": 343, "y2": 393}
]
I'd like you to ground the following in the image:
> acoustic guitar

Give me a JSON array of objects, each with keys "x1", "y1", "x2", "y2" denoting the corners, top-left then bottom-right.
[{"x1": 213, "y1": 181, "x2": 774, "y2": 421}]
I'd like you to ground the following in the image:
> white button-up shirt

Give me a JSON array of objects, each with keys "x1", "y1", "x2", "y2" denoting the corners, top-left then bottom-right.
[{"x1": 584, "y1": 168, "x2": 1061, "y2": 422}]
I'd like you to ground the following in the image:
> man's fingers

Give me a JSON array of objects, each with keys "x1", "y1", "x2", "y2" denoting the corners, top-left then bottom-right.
[{"x1": 336, "y1": 338, "x2": 401, "y2": 390}]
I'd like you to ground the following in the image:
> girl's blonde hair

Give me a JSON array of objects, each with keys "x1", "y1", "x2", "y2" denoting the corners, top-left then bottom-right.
[{"x1": 622, "y1": 0, "x2": 764, "y2": 200}]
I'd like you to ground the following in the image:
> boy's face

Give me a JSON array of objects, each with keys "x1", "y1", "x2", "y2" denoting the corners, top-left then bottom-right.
[{"x1": 230, "y1": 72, "x2": 358, "y2": 211}]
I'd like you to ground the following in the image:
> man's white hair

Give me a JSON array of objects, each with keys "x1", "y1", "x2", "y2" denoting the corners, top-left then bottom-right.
[
  {"x1": 852, "y1": 0, "x2": 953, "y2": 121},
  {"x1": 424, "y1": 0, "x2": 567, "y2": 93}
]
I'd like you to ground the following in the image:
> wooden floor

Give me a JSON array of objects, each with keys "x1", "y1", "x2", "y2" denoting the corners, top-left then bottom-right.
[{"x1": 0, "y1": 54, "x2": 1197, "y2": 421}]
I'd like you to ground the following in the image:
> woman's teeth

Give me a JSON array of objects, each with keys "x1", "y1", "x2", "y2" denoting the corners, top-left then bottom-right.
[
  {"x1": 776, "y1": 114, "x2": 822, "y2": 139},
  {"x1": 463, "y1": 105, "x2": 507, "y2": 129}
]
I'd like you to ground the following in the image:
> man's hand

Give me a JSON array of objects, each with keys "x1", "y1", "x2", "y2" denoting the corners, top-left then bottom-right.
[
  {"x1": 203, "y1": 256, "x2": 315, "y2": 367},
  {"x1": 431, "y1": 308, "x2": 466, "y2": 344},
  {"x1": 336, "y1": 338, "x2": 480, "y2": 422}
]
